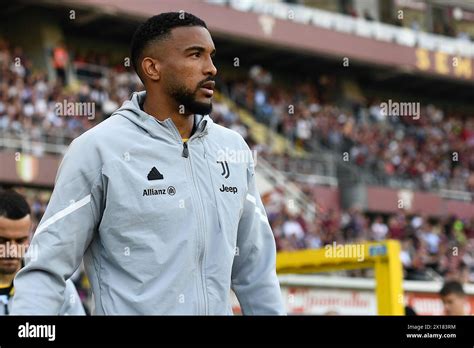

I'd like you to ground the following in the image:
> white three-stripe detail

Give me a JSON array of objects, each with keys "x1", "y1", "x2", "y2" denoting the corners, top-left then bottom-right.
[
  {"x1": 35, "y1": 194, "x2": 92, "y2": 235},
  {"x1": 246, "y1": 194, "x2": 268, "y2": 223}
]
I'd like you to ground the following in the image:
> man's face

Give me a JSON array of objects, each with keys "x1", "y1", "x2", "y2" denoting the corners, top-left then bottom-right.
[
  {"x1": 0, "y1": 215, "x2": 31, "y2": 276},
  {"x1": 156, "y1": 26, "x2": 217, "y2": 115},
  {"x1": 441, "y1": 293, "x2": 466, "y2": 315}
]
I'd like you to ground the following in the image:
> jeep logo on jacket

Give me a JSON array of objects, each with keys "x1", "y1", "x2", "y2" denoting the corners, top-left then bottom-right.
[
  {"x1": 11, "y1": 91, "x2": 285, "y2": 315},
  {"x1": 219, "y1": 184, "x2": 238, "y2": 194}
]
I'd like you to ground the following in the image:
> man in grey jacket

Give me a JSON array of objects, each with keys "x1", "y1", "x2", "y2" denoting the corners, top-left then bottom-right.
[
  {"x1": 0, "y1": 190, "x2": 84, "y2": 315},
  {"x1": 12, "y1": 12, "x2": 284, "y2": 315}
]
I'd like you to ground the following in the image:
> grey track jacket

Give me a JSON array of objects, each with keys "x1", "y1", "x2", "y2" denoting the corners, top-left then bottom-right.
[{"x1": 12, "y1": 91, "x2": 285, "y2": 315}]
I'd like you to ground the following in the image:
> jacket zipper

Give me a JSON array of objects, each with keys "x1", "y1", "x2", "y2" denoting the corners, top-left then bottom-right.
[
  {"x1": 166, "y1": 119, "x2": 208, "y2": 315},
  {"x1": 202, "y1": 141, "x2": 222, "y2": 230},
  {"x1": 182, "y1": 142, "x2": 189, "y2": 158}
]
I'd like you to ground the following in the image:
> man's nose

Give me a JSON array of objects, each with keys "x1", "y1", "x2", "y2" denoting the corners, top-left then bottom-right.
[{"x1": 204, "y1": 57, "x2": 217, "y2": 77}]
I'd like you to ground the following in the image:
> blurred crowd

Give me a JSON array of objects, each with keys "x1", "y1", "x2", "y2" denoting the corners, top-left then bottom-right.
[
  {"x1": 315, "y1": 103, "x2": 474, "y2": 192},
  {"x1": 263, "y1": 183, "x2": 474, "y2": 283},
  {"x1": 222, "y1": 65, "x2": 474, "y2": 193},
  {"x1": 2, "y1": 38, "x2": 473, "y2": 193},
  {"x1": 0, "y1": 38, "x2": 142, "y2": 156}
]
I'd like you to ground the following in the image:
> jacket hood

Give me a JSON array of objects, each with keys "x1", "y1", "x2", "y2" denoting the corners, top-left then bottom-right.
[{"x1": 116, "y1": 91, "x2": 213, "y2": 141}]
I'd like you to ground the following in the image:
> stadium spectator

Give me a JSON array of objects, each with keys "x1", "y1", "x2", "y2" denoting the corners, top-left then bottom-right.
[
  {"x1": 0, "y1": 189, "x2": 84, "y2": 315},
  {"x1": 52, "y1": 41, "x2": 69, "y2": 85},
  {"x1": 440, "y1": 280, "x2": 469, "y2": 315},
  {"x1": 371, "y1": 215, "x2": 388, "y2": 241}
]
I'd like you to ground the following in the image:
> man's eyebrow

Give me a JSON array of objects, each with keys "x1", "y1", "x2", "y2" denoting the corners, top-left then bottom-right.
[{"x1": 184, "y1": 46, "x2": 216, "y2": 55}]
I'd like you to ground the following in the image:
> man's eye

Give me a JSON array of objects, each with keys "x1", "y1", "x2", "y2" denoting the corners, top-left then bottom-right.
[{"x1": 192, "y1": 52, "x2": 201, "y2": 58}]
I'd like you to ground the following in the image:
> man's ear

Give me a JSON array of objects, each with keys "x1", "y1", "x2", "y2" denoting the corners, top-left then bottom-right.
[{"x1": 141, "y1": 57, "x2": 160, "y2": 81}]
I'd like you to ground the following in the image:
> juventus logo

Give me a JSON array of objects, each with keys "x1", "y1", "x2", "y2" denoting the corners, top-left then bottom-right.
[{"x1": 217, "y1": 161, "x2": 230, "y2": 178}]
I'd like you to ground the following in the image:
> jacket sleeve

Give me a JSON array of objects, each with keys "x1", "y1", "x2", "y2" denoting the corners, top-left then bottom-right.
[
  {"x1": 58, "y1": 279, "x2": 86, "y2": 315},
  {"x1": 230, "y1": 146, "x2": 285, "y2": 315},
  {"x1": 11, "y1": 137, "x2": 103, "y2": 314}
]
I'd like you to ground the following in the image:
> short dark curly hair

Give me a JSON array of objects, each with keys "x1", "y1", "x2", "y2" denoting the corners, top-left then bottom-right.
[
  {"x1": 440, "y1": 280, "x2": 465, "y2": 297},
  {"x1": 130, "y1": 12, "x2": 208, "y2": 82},
  {"x1": 0, "y1": 189, "x2": 30, "y2": 220}
]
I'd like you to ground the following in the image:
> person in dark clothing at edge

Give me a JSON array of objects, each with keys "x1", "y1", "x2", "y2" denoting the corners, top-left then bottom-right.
[{"x1": 0, "y1": 189, "x2": 84, "y2": 315}]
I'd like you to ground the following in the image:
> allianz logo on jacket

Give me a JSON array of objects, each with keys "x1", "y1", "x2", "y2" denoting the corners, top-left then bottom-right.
[
  {"x1": 143, "y1": 186, "x2": 176, "y2": 196},
  {"x1": 142, "y1": 166, "x2": 176, "y2": 196}
]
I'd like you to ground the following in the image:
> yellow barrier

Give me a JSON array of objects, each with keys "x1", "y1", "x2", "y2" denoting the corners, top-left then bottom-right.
[{"x1": 276, "y1": 239, "x2": 404, "y2": 315}]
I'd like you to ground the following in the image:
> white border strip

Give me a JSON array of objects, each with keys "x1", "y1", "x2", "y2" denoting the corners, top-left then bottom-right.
[
  {"x1": 246, "y1": 194, "x2": 268, "y2": 223},
  {"x1": 278, "y1": 274, "x2": 474, "y2": 294},
  {"x1": 246, "y1": 194, "x2": 256, "y2": 205},
  {"x1": 35, "y1": 194, "x2": 92, "y2": 235}
]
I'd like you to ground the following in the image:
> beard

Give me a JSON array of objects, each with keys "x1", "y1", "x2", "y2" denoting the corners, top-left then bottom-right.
[
  {"x1": 167, "y1": 80, "x2": 213, "y2": 116},
  {"x1": 0, "y1": 258, "x2": 21, "y2": 275}
]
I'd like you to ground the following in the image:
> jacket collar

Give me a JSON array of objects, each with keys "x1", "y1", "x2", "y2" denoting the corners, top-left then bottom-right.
[{"x1": 140, "y1": 91, "x2": 211, "y2": 138}]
